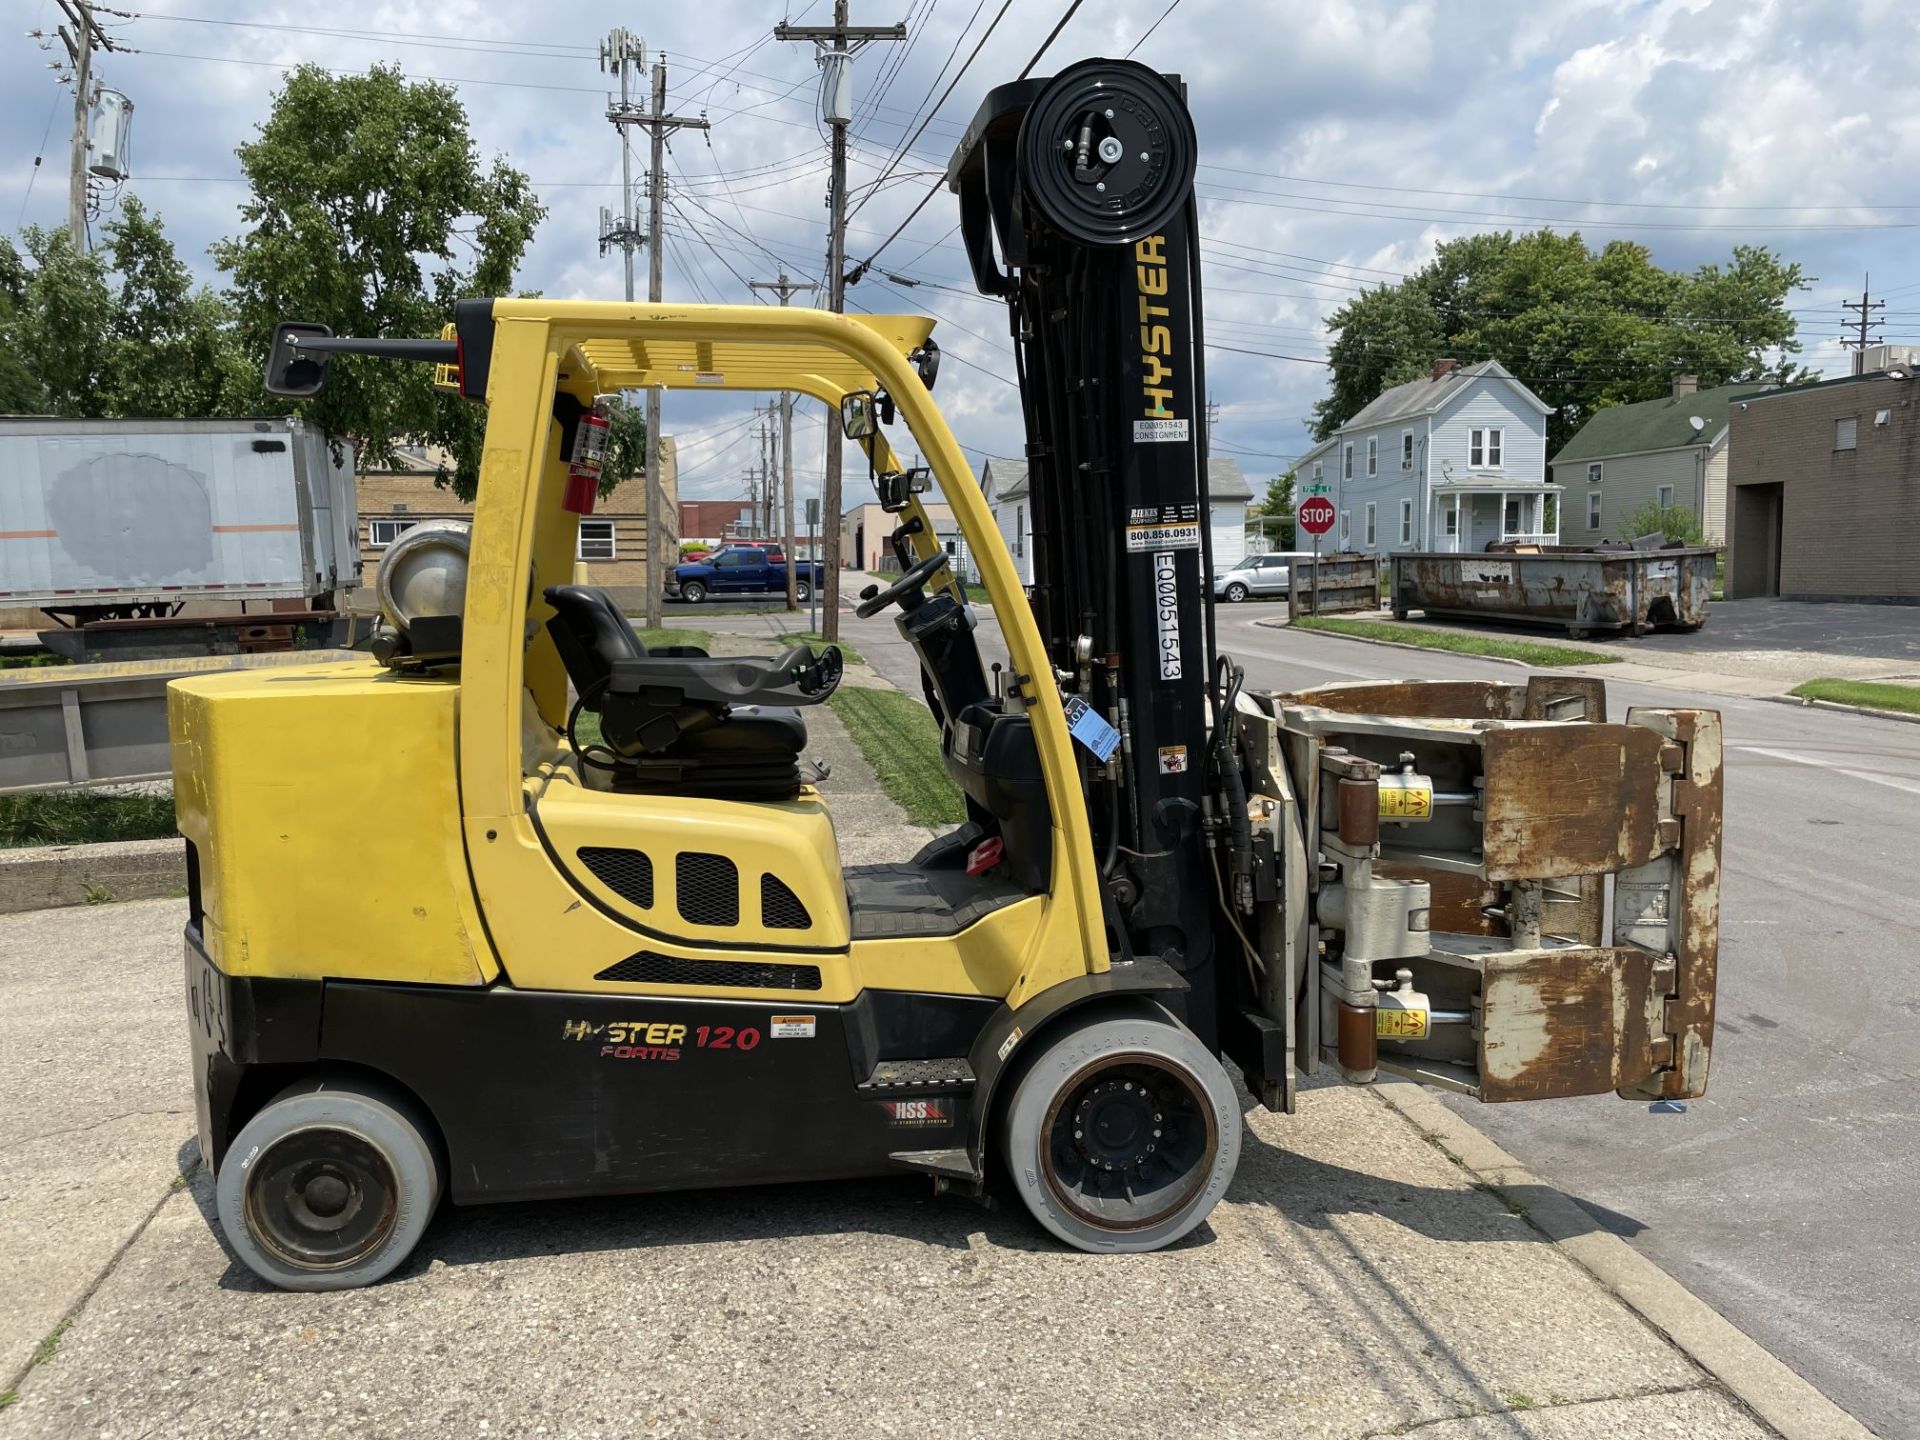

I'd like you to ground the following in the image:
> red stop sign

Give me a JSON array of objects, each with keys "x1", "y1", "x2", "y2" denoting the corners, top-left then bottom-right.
[{"x1": 1297, "y1": 495, "x2": 1336, "y2": 536}]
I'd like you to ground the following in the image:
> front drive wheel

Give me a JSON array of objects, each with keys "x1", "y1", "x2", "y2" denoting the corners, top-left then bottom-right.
[
  {"x1": 680, "y1": 580, "x2": 707, "y2": 604},
  {"x1": 1224, "y1": 582, "x2": 1249, "y2": 603},
  {"x1": 216, "y1": 1077, "x2": 442, "y2": 1291},
  {"x1": 1001, "y1": 1011, "x2": 1241, "y2": 1253}
]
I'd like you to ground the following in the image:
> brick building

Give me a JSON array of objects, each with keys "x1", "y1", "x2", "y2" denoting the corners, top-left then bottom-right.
[
  {"x1": 1726, "y1": 363, "x2": 1918, "y2": 601},
  {"x1": 356, "y1": 439, "x2": 679, "y2": 610}
]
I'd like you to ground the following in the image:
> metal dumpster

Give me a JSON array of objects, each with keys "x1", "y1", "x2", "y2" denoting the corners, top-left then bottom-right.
[
  {"x1": 1389, "y1": 545, "x2": 1720, "y2": 638},
  {"x1": 1288, "y1": 554, "x2": 1382, "y2": 616}
]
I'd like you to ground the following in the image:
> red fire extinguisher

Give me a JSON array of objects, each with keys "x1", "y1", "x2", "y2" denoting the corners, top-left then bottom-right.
[{"x1": 565, "y1": 400, "x2": 610, "y2": 515}]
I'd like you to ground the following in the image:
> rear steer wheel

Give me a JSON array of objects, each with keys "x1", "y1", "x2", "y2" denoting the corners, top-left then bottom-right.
[
  {"x1": 216, "y1": 1076, "x2": 442, "y2": 1292},
  {"x1": 680, "y1": 580, "x2": 707, "y2": 604},
  {"x1": 1001, "y1": 1011, "x2": 1241, "y2": 1252}
]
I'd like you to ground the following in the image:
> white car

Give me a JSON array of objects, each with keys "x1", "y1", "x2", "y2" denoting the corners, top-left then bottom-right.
[{"x1": 1214, "y1": 552, "x2": 1313, "y2": 602}]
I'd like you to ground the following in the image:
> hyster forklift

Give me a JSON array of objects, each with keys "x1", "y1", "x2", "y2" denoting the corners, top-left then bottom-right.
[{"x1": 173, "y1": 60, "x2": 1722, "y2": 1290}]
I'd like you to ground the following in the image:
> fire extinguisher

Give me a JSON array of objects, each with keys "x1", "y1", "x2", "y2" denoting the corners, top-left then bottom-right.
[{"x1": 565, "y1": 400, "x2": 611, "y2": 515}]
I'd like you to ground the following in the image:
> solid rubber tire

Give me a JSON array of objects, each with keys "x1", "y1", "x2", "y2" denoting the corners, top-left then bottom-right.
[
  {"x1": 1001, "y1": 1012, "x2": 1241, "y2": 1253},
  {"x1": 216, "y1": 1078, "x2": 442, "y2": 1292}
]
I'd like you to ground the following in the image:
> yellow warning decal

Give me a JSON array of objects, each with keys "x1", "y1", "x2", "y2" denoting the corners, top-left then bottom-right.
[
  {"x1": 1375, "y1": 1007, "x2": 1430, "y2": 1039},
  {"x1": 1378, "y1": 783, "x2": 1434, "y2": 819}
]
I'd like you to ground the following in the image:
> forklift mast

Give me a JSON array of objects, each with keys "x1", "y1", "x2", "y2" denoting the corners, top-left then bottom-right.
[{"x1": 948, "y1": 61, "x2": 1231, "y2": 1039}]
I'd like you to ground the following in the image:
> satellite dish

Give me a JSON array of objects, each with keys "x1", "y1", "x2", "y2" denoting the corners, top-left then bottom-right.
[{"x1": 1688, "y1": 415, "x2": 1706, "y2": 432}]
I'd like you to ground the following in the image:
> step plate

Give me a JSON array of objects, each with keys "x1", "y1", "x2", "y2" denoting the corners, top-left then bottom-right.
[{"x1": 858, "y1": 1057, "x2": 976, "y2": 1091}]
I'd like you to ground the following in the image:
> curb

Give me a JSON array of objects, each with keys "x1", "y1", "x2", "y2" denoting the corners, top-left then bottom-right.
[
  {"x1": 1253, "y1": 617, "x2": 1536, "y2": 670},
  {"x1": 1757, "y1": 693, "x2": 1920, "y2": 727},
  {"x1": 1371, "y1": 1081, "x2": 1878, "y2": 1440},
  {"x1": 0, "y1": 837, "x2": 185, "y2": 914}
]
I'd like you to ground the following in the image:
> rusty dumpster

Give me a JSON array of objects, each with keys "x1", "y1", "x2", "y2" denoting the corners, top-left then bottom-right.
[{"x1": 1389, "y1": 545, "x2": 1720, "y2": 638}]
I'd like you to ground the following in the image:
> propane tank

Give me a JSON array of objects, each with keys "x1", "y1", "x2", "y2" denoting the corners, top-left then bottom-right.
[{"x1": 375, "y1": 520, "x2": 471, "y2": 635}]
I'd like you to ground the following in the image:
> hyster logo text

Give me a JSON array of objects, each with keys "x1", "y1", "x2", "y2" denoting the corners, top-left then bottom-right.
[{"x1": 1136, "y1": 234, "x2": 1174, "y2": 420}]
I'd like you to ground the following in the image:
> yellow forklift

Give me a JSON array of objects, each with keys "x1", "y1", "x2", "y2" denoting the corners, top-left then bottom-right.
[{"x1": 173, "y1": 60, "x2": 1722, "y2": 1290}]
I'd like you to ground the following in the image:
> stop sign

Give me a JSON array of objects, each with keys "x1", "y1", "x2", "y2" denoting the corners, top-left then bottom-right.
[{"x1": 1298, "y1": 495, "x2": 1336, "y2": 536}]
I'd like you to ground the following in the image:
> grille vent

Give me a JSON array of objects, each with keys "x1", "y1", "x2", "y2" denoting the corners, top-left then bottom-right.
[
  {"x1": 594, "y1": 950, "x2": 822, "y2": 991},
  {"x1": 677, "y1": 852, "x2": 740, "y2": 926},
  {"x1": 761, "y1": 874, "x2": 812, "y2": 930},
  {"x1": 578, "y1": 847, "x2": 654, "y2": 908}
]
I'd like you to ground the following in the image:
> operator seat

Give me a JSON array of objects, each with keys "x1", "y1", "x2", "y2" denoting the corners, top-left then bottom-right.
[{"x1": 542, "y1": 585, "x2": 839, "y2": 800}]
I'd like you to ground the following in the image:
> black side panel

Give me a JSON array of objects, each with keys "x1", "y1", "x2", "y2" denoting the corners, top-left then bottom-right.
[
  {"x1": 320, "y1": 985, "x2": 970, "y2": 1203},
  {"x1": 842, "y1": 989, "x2": 1000, "y2": 1083}
]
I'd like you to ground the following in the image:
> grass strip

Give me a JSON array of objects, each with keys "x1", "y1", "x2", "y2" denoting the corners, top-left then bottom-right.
[
  {"x1": 1790, "y1": 678, "x2": 1920, "y2": 715},
  {"x1": 780, "y1": 632, "x2": 864, "y2": 665},
  {"x1": 828, "y1": 687, "x2": 965, "y2": 827},
  {"x1": 1291, "y1": 615, "x2": 1618, "y2": 668},
  {"x1": 0, "y1": 792, "x2": 178, "y2": 849}
]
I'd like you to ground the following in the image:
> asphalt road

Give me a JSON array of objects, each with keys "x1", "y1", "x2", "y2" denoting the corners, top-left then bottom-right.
[{"x1": 843, "y1": 601, "x2": 1920, "y2": 1440}]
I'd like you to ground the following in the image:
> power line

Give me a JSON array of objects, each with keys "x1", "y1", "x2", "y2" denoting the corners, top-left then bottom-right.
[{"x1": 1123, "y1": 0, "x2": 1183, "y2": 58}]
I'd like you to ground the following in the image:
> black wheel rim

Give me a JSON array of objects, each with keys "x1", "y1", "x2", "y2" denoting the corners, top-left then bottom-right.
[
  {"x1": 244, "y1": 1126, "x2": 400, "y2": 1271},
  {"x1": 1039, "y1": 1052, "x2": 1217, "y2": 1232}
]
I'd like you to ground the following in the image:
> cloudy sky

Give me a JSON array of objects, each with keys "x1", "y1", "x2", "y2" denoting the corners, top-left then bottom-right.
[{"x1": 6, "y1": 0, "x2": 1918, "y2": 507}]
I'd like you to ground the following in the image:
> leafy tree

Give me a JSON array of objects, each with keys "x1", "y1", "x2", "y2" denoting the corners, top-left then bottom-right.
[
  {"x1": 2, "y1": 202, "x2": 245, "y2": 418},
  {"x1": 0, "y1": 235, "x2": 46, "y2": 413},
  {"x1": 214, "y1": 64, "x2": 545, "y2": 499},
  {"x1": 1315, "y1": 231, "x2": 1813, "y2": 453},
  {"x1": 1626, "y1": 500, "x2": 1704, "y2": 546},
  {"x1": 1256, "y1": 470, "x2": 1296, "y2": 516},
  {"x1": 601, "y1": 395, "x2": 648, "y2": 499}
]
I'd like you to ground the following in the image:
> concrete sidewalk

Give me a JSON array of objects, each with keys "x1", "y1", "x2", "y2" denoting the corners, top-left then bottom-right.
[{"x1": 0, "y1": 615, "x2": 1870, "y2": 1438}]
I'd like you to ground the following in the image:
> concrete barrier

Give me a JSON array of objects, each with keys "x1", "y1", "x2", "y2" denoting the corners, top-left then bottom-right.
[{"x1": 0, "y1": 837, "x2": 186, "y2": 914}]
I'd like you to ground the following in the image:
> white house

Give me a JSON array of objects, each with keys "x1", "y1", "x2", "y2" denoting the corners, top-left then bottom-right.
[
  {"x1": 1306, "y1": 359, "x2": 1559, "y2": 555},
  {"x1": 981, "y1": 455, "x2": 1252, "y2": 583}
]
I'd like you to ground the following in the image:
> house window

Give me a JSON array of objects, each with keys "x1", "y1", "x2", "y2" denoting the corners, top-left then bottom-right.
[
  {"x1": 1015, "y1": 504, "x2": 1025, "y2": 557},
  {"x1": 1470, "y1": 428, "x2": 1504, "y2": 468},
  {"x1": 1656, "y1": 485, "x2": 1674, "y2": 508},
  {"x1": 1399, "y1": 499, "x2": 1412, "y2": 544},
  {"x1": 1587, "y1": 491, "x2": 1602, "y2": 530},
  {"x1": 1364, "y1": 503, "x2": 1377, "y2": 547},
  {"x1": 1443, "y1": 503, "x2": 1458, "y2": 538},
  {"x1": 1835, "y1": 417, "x2": 1857, "y2": 451},
  {"x1": 577, "y1": 519, "x2": 616, "y2": 561},
  {"x1": 368, "y1": 518, "x2": 415, "y2": 548},
  {"x1": 1401, "y1": 431, "x2": 1414, "y2": 470},
  {"x1": 1366, "y1": 436, "x2": 1378, "y2": 477},
  {"x1": 1341, "y1": 509, "x2": 1350, "y2": 543},
  {"x1": 1343, "y1": 443, "x2": 1354, "y2": 480},
  {"x1": 1504, "y1": 497, "x2": 1522, "y2": 535},
  {"x1": 1312, "y1": 460, "x2": 1323, "y2": 483},
  {"x1": 1587, "y1": 462, "x2": 1603, "y2": 484}
]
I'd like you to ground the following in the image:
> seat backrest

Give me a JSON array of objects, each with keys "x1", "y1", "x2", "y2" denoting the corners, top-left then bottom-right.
[{"x1": 544, "y1": 585, "x2": 646, "y2": 699}]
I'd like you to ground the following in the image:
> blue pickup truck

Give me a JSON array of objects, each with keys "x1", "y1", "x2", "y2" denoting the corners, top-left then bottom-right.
[{"x1": 668, "y1": 546, "x2": 826, "y2": 604}]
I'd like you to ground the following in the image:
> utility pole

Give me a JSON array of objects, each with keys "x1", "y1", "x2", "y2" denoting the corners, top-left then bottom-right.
[
  {"x1": 52, "y1": 0, "x2": 114, "y2": 251},
  {"x1": 608, "y1": 56, "x2": 709, "y2": 628},
  {"x1": 751, "y1": 274, "x2": 819, "y2": 608},
  {"x1": 597, "y1": 29, "x2": 645, "y2": 300},
  {"x1": 775, "y1": 5, "x2": 904, "y2": 641},
  {"x1": 1840, "y1": 274, "x2": 1885, "y2": 376}
]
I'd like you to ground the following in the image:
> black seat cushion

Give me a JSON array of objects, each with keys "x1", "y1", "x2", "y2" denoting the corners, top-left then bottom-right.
[{"x1": 676, "y1": 707, "x2": 807, "y2": 758}]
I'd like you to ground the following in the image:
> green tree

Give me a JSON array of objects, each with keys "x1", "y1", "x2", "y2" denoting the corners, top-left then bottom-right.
[
  {"x1": 214, "y1": 64, "x2": 545, "y2": 499},
  {"x1": 1315, "y1": 232, "x2": 1812, "y2": 453},
  {"x1": 1251, "y1": 469, "x2": 1296, "y2": 548},
  {"x1": 601, "y1": 395, "x2": 648, "y2": 499},
  {"x1": 2, "y1": 202, "x2": 245, "y2": 418},
  {"x1": 0, "y1": 235, "x2": 46, "y2": 412},
  {"x1": 1256, "y1": 469, "x2": 1296, "y2": 516}
]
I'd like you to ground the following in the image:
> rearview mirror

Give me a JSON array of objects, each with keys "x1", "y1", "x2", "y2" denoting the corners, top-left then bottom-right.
[
  {"x1": 840, "y1": 391, "x2": 877, "y2": 439},
  {"x1": 264, "y1": 321, "x2": 335, "y2": 397},
  {"x1": 910, "y1": 338, "x2": 941, "y2": 390}
]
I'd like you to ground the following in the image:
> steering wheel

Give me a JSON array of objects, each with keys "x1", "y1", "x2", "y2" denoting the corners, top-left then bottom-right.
[{"x1": 855, "y1": 549, "x2": 951, "y2": 619}]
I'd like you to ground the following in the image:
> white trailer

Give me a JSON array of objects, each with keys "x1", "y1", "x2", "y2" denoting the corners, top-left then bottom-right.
[{"x1": 0, "y1": 417, "x2": 356, "y2": 621}]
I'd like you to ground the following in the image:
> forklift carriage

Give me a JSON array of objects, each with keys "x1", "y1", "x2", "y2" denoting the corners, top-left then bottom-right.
[{"x1": 172, "y1": 60, "x2": 1721, "y2": 1290}]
